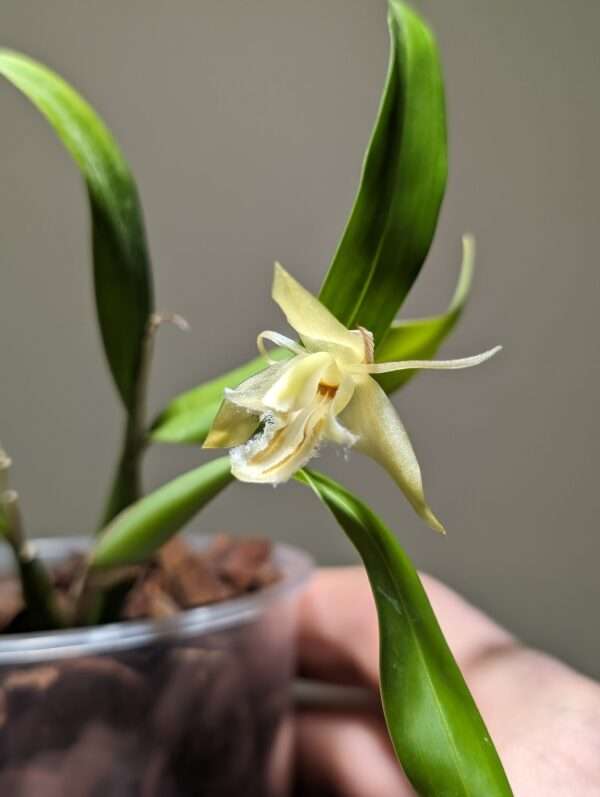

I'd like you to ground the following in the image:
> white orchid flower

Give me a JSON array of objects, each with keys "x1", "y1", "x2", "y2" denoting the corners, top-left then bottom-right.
[{"x1": 204, "y1": 263, "x2": 500, "y2": 533}]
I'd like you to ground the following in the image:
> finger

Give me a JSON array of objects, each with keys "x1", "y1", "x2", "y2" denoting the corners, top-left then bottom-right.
[
  {"x1": 418, "y1": 572, "x2": 516, "y2": 674},
  {"x1": 297, "y1": 567, "x2": 515, "y2": 688},
  {"x1": 295, "y1": 711, "x2": 416, "y2": 797},
  {"x1": 297, "y1": 567, "x2": 379, "y2": 687}
]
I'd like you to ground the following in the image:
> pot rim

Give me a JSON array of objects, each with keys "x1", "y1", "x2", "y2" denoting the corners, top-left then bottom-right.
[{"x1": 0, "y1": 534, "x2": 313, "y2": 664}]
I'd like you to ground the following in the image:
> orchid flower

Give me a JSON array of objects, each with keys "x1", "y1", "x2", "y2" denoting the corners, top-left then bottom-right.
[{"x1": 204, "y1": 264, "x2": 500, "y2": 533}]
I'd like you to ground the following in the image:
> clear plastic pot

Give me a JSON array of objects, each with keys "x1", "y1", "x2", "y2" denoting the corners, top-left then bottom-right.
[{"x1": 0, "y1": 536, "x2": 313, "y2": 797}]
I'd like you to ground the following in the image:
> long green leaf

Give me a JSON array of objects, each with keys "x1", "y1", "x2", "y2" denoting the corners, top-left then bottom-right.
[
  {"x1": 90, "y1": 457, "x2": 233, "y2": 569},
  {"x1": 296, "y1": 468, "x2": 513, "y2": 797},
  {"x1": 0, "y1": 50, "x2": 154, "y2": 411},
  {"x1": 150, "y1": 349, "x2": 291, "y2": 445},
  {"x1": 318, "y1": 0, "x2": 447, "y2": 344},
  {"x1": 375, "y1": 234, "x2": 475, "y2": 393}
]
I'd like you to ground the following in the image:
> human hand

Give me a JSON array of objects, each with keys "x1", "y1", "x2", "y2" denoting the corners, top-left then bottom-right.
[{"x1": 294, "y1": 567, "x2": 600, "y2": 796}]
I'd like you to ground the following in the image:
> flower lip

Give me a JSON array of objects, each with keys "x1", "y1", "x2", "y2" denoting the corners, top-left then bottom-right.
[{"x1": 317, "y1": 382, "x2": 338, "y2": 400}]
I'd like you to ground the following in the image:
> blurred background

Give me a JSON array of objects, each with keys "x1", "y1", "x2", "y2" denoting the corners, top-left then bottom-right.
[{"x1": 0, "y1": 1, "x2": 598, "y2": 676}]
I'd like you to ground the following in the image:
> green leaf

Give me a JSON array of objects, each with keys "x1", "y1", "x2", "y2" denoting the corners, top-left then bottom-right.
[
  {"x1": 0, "y1": 50, "x2": 154, "y2": 411},
  {"x1": 296, "y1": 468, "x2": 514, "y2": 797},
  {"x1": 16, "y1": 555, "x2": 66, "y2": 631},
  {"x1": 90, "y1": 457, "x2": 233, "y2": 568},
  {"x1": 376, "y1": 234, "x2": 475, "y2": 393},
  {"x1": 150, "y1": 349, "x2": 291, "y2": 445},
  {"x1": 318, "y1": 0, "x2": 447, "y2": 345}
]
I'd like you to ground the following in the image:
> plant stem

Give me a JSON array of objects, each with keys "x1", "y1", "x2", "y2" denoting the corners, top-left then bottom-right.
[
  {"x1": 73, "y1": 564, "x2": 140, "y2": 627},
  {"x1": 99, "y1": 313, "x2": 189, "y2": 530},
  {"x1": 99, "y1": 315, "x2": 156, "y2": 528},
  {"x1": 100, "y1": 414, "x2": 144, "y2": 527},
  {"x1": 96, "y1": 313, "x2": 189, "y2": 624},
  {"x1": 1, "y1": 490, "x2": 65, "y2": 630}
]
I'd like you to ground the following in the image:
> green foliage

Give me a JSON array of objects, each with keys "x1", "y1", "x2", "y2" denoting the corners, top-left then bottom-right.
[
  {"x1": 0, "y1": 50, "x2": 154, "y2": 412},
  {"x1": 151, "y1": 349, "x2": 291, "y2": 445},
  {"x1": 0, "y1": 50, "x2": 156, "y2": 520},
  {"x1": 0, "y1": 491, "x2": 64, "y2": 630},
  {"x1": 319, "y1": 0, "x2": 447, "y2": 344},
  {"x1": 297, "y1": 469, "x2": 513, "y2": 797},
  {"x1": 376, "y1": 235, "x2": 475, "y2": 392},
  {"x1": 16, "y1": 556, "x2": 66, "y2": 631},
  {"x1": 90, "y1": 457, "x2": 233, "y2": 569}
]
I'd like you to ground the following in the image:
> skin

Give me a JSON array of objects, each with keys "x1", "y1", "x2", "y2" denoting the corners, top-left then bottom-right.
[{"x1": 295, "y1": 568, "x2": 600, "y2": 796}]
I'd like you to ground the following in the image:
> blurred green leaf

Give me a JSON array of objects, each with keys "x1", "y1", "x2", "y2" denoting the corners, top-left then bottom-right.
[
  {"x1": 150, "y1": 349, "x2": 291, "y2": 445},
  {"x1": 376, "y1": 234, "x2": 475, "y2": 393},
  {"x1": 91, "y1": 457, "x2": 233, "y2": 568},
  {"x1": 318, "y1": 0, "x2": 447, "y2": 344},
  {"x1": 297, "y1": 468, "x2": 513, "y2": 797},
  {"x1": 16, "y1": 555, "x2": 66, "y2": 630},
  {"x1": 0, "y1": 50, "x2": 154, "y2": 411}
]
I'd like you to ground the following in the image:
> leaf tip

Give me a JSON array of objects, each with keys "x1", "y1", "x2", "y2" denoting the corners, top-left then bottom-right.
[{"x1": 427, "y1": 510, "x2": 446, "y2": 535}]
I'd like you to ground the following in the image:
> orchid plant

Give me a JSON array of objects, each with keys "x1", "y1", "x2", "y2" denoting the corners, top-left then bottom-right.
[{"x1": 0, "y1": 2, "x2": 514, "y2": 795}]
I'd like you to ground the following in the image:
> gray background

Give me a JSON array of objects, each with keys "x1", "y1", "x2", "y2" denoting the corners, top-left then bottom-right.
[{"x1": 0, "y1": 1, "x2": 598, "y2": 676}]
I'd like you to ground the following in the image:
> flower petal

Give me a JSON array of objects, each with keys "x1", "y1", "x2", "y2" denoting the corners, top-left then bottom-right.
[
  {"x1": 340, "y1": 377, "x2": 445, "y2": 533},
  {"x1": 352, "y1": 345, "x2": 502, "y2": 375},
  {"x1": 262, "y1": 352, "x2": 337, "y2": 413},
  {"x1": 272, "y1": 263, "x2": 364, "y2": 363},
  {"x1": 231, "y1": 403, "x2": 329, "y2": 483},
  {"x1": 324, "y1": 415, "x2": 359, "y2": 448},
  {"x1": 332, "y1": 372, "x2": 357, "y2": 416},
  {"x1": 257, "y1": 330, "x2": 306, "y2": 362},
  {"x1": 203, "y1": 363, "x2": 287, "y2": 448},
  {"x1": 224, "y1": 362, "x2": 288, "y2": 412},
  {"x1": 203, "y1": 399, "x2": 260, "y2": 449}
]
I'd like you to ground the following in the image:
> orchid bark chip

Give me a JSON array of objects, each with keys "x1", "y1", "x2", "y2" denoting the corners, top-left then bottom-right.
[{"x1": 204, "y1": 263, "x2": 500, "y2": 533}]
